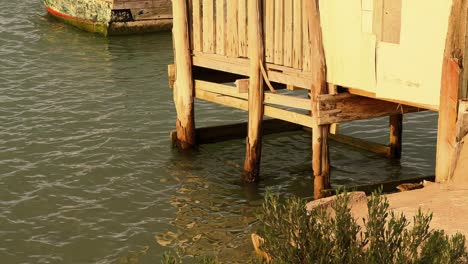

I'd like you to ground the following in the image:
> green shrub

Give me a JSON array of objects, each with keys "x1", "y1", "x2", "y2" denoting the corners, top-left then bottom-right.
[{"x1": 256, "y1": 190, "x2": 468, "y2": 264}]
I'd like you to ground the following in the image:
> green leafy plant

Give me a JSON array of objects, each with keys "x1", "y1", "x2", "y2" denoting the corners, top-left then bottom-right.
[{"x1": 256, "y1": 190, "x2": 468, "y2": 264}]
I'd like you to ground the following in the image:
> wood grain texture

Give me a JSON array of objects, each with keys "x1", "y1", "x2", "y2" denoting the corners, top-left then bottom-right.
[
  {"x1": 172, "y1": 0, "x2": 196, "y2": 149},
  {"x1": 436, "y1": 0, "x2": 468, "y2": 182},
  {"x1": 243, "y1": 0, "x2": 264, "y2": 182}
]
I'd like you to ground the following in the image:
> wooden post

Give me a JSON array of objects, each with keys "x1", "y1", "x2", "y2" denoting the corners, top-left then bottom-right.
[
  {"x1": 172, "y1": 0, "x2": 196, "y2": 149},
  {"x1": 242, "y1": 0, "x2": 265, "y2": 182},
  {"x1": 436, "y1": 0, "x2": 468, "y2": 182},
  {"x1": 389, "y1": 114, "x2": 403, "y2": 159},
  {"x1": 307, "y1": 0, "x2": 331, "y2": 199},
  {"x1": 328, "y1": 84, "x2": 339, "y2": 135}
]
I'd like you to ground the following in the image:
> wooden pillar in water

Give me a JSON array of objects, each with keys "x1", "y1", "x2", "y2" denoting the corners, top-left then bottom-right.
[
  {"x1": 242, "y1": 0, "x2": 265, "y2": 182},
  {"x1": 172, "y1": 0, "x2": 196, "y2": 150},
  {"x1": 307, "y1": 0, "x2": 331, "y2": 199},
  {"x1": 389, "y1": 114, "x2": 403, "y2": 159},
  {"x1": 436, "y1": 0, "x2": 468, "y2": 182}
]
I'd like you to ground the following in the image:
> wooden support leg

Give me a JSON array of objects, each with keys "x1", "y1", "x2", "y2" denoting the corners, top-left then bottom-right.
[
  {"x1": 242, "y1": 0, "x2": 264, "y2": 182},
  {"x1": 172, "y1": 0, "x2": 195, "y2": 150},
  {"x1": 307, "y1": 0, "x2": 331, "y2": 199},
  {"x1": 389, "y1": 114, "x2": 403, "y2": 159},
  {"x1": 436, "y1": 0, "x2": 468, "y2": 182}
]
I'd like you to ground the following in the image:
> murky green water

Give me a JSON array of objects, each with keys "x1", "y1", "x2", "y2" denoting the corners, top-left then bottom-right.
[{"x1": 0, "y1": 1, "x2": 438, "y2": 263}]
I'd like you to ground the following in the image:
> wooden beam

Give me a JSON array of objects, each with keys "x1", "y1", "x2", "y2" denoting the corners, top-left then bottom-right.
[
  {"x1": 236, "y1": 79, "x2": 249, "y2": 93},
  {"x1": 195, "y1": 89, "x2": 248, "y2": 110},
  {"x1": 170, "y1": 119, "x2": 302, "y2": 145},
  {"x1": 389, "y1": 114, "x2": 403, "y2": 159},
  {"x1": 195, "y1": 80, "x2": 248, "y2": 100},
  {"x1": 317, "y1": 92, "x2": 421, "y2": 125},
  {"x1": 172, "y1": 0, "x2": 195, "y2": 149},
  {"x1": 264, "y1": 93, "x2": 311, "y2": 110},
  {"x1": 307, "y1": 0, "x2": 330, "y2": 199},
  {"x1": 264, "y1": 106, "x2": 313, "y2": 128},
  {"x1": 242, "y1": 0, "x2": 265, "y2": 182},
  {"x1": 436, "y1": 0, "x2": 468, "y2": 182},
  {"x1": 194, "y1": 87, "x2": 314, "y2": 130}
]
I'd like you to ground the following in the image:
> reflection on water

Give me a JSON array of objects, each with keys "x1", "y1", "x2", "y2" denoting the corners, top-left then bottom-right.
[{"x1": 0, "y1": 0, "x2": 437, "y2": 263}]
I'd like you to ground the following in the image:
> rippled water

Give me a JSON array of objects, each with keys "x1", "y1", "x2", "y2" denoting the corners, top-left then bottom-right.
[{"x1": 0, "y1": 1, "x2": 438, "y2": 263}]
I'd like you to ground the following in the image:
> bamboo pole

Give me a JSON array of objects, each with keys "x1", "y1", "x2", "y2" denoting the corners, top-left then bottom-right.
[
  {"x1": 436, "y1": 0, "x2": 468, "y2": 182},
  {"x1": 172, "y1": 0, "x2": 196, "y2": 149},
  {"x1": 242, "y1": 0, "x2": 264, "y2": 182},
  {"x1": 389, "y1": 114, "x2": 403, "y2": 159},
  {"x1": 307, "y1": 0, "x2": 330, "y2": 199}
]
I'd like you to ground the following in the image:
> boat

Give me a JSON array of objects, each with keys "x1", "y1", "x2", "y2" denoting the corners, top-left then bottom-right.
[{"x1": 41, "y1": 0, "x2": 172, "y2": 35}]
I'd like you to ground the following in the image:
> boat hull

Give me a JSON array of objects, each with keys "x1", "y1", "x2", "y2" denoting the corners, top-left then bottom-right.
[{"x1": 42, "y1": 0, "x2": 172, "y2": 35}]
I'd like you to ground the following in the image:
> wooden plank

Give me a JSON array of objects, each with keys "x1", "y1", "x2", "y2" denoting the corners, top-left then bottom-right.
[
  {"x1": 274, "y1": 0, "x2": 284, "y2": 65},
  {"x1": 236, "y1": 79, "x2": 249, "y2": 93},
  {"x1": 238, "y1": 0, "x2": 248, "y2": 57},
  {"x1": 382, "y1": 0, "x2": 402, "y2": 43},
  {"x1": 451, "y1": 100, "x2": 468, "y2": 182},
  {"x1": 302, "y1": 0, "x2": 311, "y2": 72},
  {"x1": 264, "y1": 93, "x2": 310, "y2": 110},
  {"x1": 195, "y1": 89, "x2": 248, "y2": 110},
  {"x1": 283, "y1": 0, "x2": 293, "y2": 67},
  {"x1": 372, "y1": 0, "x2": 384, "y2": 41},
  {"x1": 215, "y1": 0, "x2": 225, "y2": 55},
  {"x1": 328, "y1": 84, "x2": 339, "y2": 134},
  {"x1": 292, "y1": 0, "x2": 303, "y2": 69},
  {"x1": 243, "y1": 0, "x2": 265, "y2": 182},
  {"x1": 265, "y1": 106, "x2": 313, "y2": 128},
  {"x1": 265, "y1": 0, "x2": 275, "y2": 63},
  {"x1": 195, "y1": 79, "x2": 248, "y2": 99},
  {"x1": 173, "y1": 0, "x2": 196, "y2": 149},
  {"x1": 317, "y1": 93, "x2": 421, "y2": 125},
  {"x1": 194, "y1": 87, "x2": 313, "y2": 127},
  {"x1": 191, "y1": 53, "x2": 313, "y2": 89},
  {"x1": 436, "y1": 0, "x2": 468, "y2": 182},
  {"x1": 226, "y1": 0, "x2": 239, "y2": 57},
  {"x1": 192, "y1": 0, "x2": 203, "y2": 51},
  {"x1": 202, "y1": 0, "x2": 215, "y2": 53}
]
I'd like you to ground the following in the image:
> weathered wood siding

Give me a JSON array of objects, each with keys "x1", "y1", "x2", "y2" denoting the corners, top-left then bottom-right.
[
  {"x1": 189, "y1": 0, "x2": 312, "y2": 74},
  {"x1": 113, "y1": 0, "x2": 172, "y2": 20}
]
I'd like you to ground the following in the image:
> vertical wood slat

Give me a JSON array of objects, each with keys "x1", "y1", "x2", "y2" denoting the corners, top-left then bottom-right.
[
  {"x1": 215, "y1": 0, "x2": 225, "y2": 55},
  {"x1": 292, "y1": 0, "x2": 303, "y2": 69},
  {"x1": 274, "y1": 0, "x2": 284, "y2": 65},
  {"x1": 226, "y1": 0, "x2": 239, "y2": 57},
  {"x1": 238, "y1": 0, "x2": 248, "y2": 57},
  {"x1": 283, "y1": 0, "x2": 293, "y2": 67},
  {"x1": 265, "y1": 0, "x2": 275, "y2": 62},
  {"x1": 202, "y1": 0, "x2": 215, "y2": 53},
  {"x1": 192, "y1": 0, "x2": 202, "y2": 52},
  {"x1": 302, "y1": 0, "x2": 311, "y2": 72}
]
